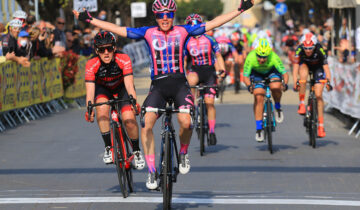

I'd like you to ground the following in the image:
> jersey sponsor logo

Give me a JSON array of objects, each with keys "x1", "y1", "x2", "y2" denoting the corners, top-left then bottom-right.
[
  {"x1": 189, "y1": 48, "x2": 200, "y2": 56},
  {"x1": 152, "y1": 39, "x2": 167, "y2": 51},
  {"x1": 319, "y1": 47, "x2": 326, "y2": 56}
]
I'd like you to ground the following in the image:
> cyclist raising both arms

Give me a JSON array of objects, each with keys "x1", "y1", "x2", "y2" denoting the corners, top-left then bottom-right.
[
  {"x1": 243, "y1": 39, "x2": 289, "y2": 142},
  {"x1": 184, "y1": 13, "x2": 226, "y2": 146},
  {"x1": 293, "y1": 32, "x2": 332, "y2": 138},
  {"x1": 84, "y1": 32, "x2": 145, "y2": 169},
  {"x1": 74, "y1": 0, "x2": 254, "y2": 190}
]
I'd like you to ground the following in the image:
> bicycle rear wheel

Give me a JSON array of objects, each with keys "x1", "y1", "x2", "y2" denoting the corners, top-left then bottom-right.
[
  {"x1": 310, "y1": 98, "x2": 317, "y2": 148},
  {"x1": 162, "y1": 132, "x2": 173, "y2": 210},
  {"x1": 112, "y1": 125, "x2": 128, "y2": 198},
  {"x1": 266, "y1": 100, "x2": 273, "y2": 154},
  {"x1": 199, "y1": 101, "x2": 205, "y2": 156}
]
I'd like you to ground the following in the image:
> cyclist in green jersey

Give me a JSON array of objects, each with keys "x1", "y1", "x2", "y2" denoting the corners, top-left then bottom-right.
[{"x1": 243, "y1": 39, "x2": 289, "y2": 142}]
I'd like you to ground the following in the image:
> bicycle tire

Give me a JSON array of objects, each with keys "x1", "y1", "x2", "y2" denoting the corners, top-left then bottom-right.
[
  {"x1": 122, "y1": 126, "x2": 134, "y2": 193},
  {"x1": 112, "y1": 125, "x2": 128, "y2": 198},
  {"x1": 310, "y1": 98, "x2": 317, "y2": 148},
  {"x1": 199, "y1": 100, "x2": 205, "y2": 156},
  {"x1": 266, "y1": 100, "x2": 273, "y2": 154},
  {"x1": 162, "y1": 131, "x2": 173, "y2": 210}
]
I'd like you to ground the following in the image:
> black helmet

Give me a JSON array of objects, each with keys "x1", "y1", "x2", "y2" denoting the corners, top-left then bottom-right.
[{"x1": 94, "y1": 31, "x2": 116, "y2": 48}]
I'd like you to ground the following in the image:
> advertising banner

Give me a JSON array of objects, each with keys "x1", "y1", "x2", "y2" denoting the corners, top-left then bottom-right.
[
  {"x1": 0, "y1": 62, "x2": 17, "y2": 112},
  {"x1": 64, "y1": 56, "x2": 87, "y2": 99},
  {"x1": 323, "y1": 57, "x2": 360, "y2": 118}
]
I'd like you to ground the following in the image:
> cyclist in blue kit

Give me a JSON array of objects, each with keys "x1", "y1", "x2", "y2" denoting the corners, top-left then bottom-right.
[{"x1": 74, "y1": 0, "x2": 255, "y2": 190}]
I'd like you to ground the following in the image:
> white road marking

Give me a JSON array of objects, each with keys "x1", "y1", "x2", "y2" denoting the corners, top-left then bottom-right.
[{"x1": 1, "y1": 197, "x2": 360, "y2": 206}]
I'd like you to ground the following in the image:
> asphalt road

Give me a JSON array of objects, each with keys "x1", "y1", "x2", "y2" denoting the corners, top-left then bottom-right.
[{"x1": 1, "y1": 86, "x2": 360, "y2": 210}]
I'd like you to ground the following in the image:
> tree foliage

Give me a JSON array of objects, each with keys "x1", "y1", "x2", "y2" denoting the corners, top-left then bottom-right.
[{"x1": 177, "y1": 0, "x2": 224, "y2": 23}]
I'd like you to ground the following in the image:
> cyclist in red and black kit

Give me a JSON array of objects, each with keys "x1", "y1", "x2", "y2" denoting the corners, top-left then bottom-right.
[
  {"x1": 75, "y1": 0, "x2": 254, "y2": 190},
  {"x1": 184, "y1": 14, "x2": 226, "y2": 146},
  {"x1": 85, "y1": 31, "x2": 145, "y2": 169},
  {"x1": 293, "y1": 32, "x2": 332, "y2": 138},
  {"x1": 282, "y1": 30, "x2": 298, "y2": 68}
]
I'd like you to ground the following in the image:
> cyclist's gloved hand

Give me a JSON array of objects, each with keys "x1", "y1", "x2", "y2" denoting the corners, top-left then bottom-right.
[
  {"x1": 326, "y1": 80, "x2": 333, "y2": 92},
  {"x1": 135, "y1": 103, "x2": 141, "y2": 115},
  {"x1": 247, "y1": 85, "x2": 253, "y2": 94},
  {"x1": 217, "y1": 70, "x2": 226, "y2": 79},
  {"x1": 238, "y1": 0, "x2": 254, "y2": 12},
  {"x1": 79, "y1": 9, "x2": 93, "y2": 23},
  {"x1": 85, "y1": 110, "x2": 94, "y2": 123}
]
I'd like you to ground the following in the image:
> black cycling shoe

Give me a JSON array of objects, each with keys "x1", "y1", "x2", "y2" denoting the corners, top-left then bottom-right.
[{"x1": 209, "y1": 133, "x2": 217, "y2": 146}]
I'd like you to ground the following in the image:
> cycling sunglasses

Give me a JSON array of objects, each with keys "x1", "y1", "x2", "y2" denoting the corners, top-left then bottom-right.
[
  {"x1": 97, "y1": 46, "x2": 114, "y2": 53},
  {"x1": 155, "y1": 12, "x2": 175, "y2": 19},
  {"x1": 304, "y1": 46, "x2": 315, "y2": 50},
  {"x1": 256, "y1": 55, "x2": 268, "y2": 59}
]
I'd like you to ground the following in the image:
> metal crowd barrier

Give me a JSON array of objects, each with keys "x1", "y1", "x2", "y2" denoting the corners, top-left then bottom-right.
[{"x1": 0, "y1": 98, "x2": 70, "y2": 132}]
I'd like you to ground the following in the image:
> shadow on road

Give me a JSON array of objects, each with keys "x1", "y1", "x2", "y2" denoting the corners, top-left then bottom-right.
[
  {"x1": 256, "y1": 144, "x2": 297, "y2": 153},
  {"x1": 301, "y1": 139, "x2": 338, "y2": 148}
]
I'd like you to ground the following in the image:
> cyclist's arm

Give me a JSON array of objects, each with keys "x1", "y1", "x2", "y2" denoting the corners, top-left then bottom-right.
[
  {"x1": 292, "y1": 47, "x2": 302, "y2": 84},
  {"x1": 205, "y1": 0, "x2": 254, "y2": 32},
  {"x1": 243, "y1": 53, "x2": 253, "y2": 87},
  {"x1": 323, "y1": 64, "x2": 331, "y2": 81},
  {"x1": 215, "y1": 52, "x2": 226, "y2": 72},
  {"x1": 124, "y1": 75, "x2": 137, "y2": 100},
  {"x1": 86, "y1": 82, "x2": 95, "y2": 106},
  {"x1": 73, "y1": 10, "x2": 127, "y2": 37}
]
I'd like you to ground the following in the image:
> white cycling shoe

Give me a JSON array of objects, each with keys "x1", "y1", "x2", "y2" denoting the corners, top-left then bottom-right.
[
  {"x1": 255, "y1": 130, "x2": 264, "y2": 142},
  {"x1": 179, "y1": 154, "x2": 191, "y2": 174},
  {"x1": 146, "y1": 172, "x2": 158, "y2": 190},
  {"x1": 133, "y1": 151, "x2": 145, "y2": 170},
  {"x1": 103, "y1": 146, "x2": 113, "y2": 164}
]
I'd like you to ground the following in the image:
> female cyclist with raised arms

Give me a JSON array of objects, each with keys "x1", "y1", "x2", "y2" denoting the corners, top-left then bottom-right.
[{"x1": 75, "y1": 0, "x2": 254, "y2": 190}]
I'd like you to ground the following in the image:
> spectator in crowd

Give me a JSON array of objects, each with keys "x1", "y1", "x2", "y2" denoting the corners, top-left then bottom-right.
[
  {"x1": 80, "y1": 34, "x2": 93, "y2": 56},
  {"x1": 97, "y1": 10, "x2": 107, "y2": 21},
  {"x1": 53, "y1": 17, "x2": 66, "y2": 48},
  {"x1": 334, "y1": 38, "x2": 351, "y2": 63},
  {"x1": 12, "y1": 10, "x2": 27, "y2": 29},
  {"x1": 339, "y1": 17, "x2": 352, "y2": 41},
  {"x1": 65, "y1": 30, "x2": 74, "y2": 51},
  {"x1": 17, "y1": 30, "x2": 32, "y2": 59},
  {"x1": 0, "y1": 23, "x2": 5, "y2": 56},
  {"x1": 24, "y1": 15, "x2": 36, "y2": 32},
  {"x1": 2, "y1": 19, "x2": 30, "y2": 67}
]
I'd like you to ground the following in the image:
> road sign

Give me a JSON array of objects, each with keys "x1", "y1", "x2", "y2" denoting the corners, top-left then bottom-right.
[
  {"x1": 275, "y1": 2, "x2": 287, "y2": 16},
  {"x1": 73, "y1": 0, "x2": 98, "y2": 12},
  {"x1": 131, "y1": 2, "x2": 147, "y2": 18}
]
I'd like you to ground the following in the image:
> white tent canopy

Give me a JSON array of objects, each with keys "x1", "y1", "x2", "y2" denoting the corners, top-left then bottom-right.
[{"x1": 328, "y1": 0, "x2": 357, "y2": 9}]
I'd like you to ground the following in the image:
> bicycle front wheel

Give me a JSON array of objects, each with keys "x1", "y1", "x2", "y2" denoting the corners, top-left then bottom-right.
[
  {"x1": 310, "y1": 98, "x2": 318, "y2": 148},
  {"x1": 266, "y1": 100, "x2": 273, "y2": 154},
  {"x1": 122, "y1": 126, "x2": 134, "y2": 193},
  {"x1": 112, "y1": 125, "x2": 128, "y2": 198},
  {"x1": 162, "y1": 131, "x2": 173, "y2": 210},
  {"x1": 199, "y1": 101, "x2": 205, "y2": 156}
]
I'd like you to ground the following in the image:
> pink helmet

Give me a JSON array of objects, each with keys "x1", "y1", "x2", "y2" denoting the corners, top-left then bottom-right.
[
  {"x1": 185, "y1": 13, "x2": 203, "y2": 25},
  {"x1": 152, "y1": 0, "x2": 177, "y2": 13}
]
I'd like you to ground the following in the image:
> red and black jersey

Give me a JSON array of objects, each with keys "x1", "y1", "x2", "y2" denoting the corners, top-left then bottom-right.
[
  {"x1": 294, "y1": 43, "x2": 328, "y2": 67},
  {"x1": 85, "y1": 53, "x2": 133, "y2": 89},
  {"x1": 282, "y1": 35, "x2": 298, "y2": 47}
]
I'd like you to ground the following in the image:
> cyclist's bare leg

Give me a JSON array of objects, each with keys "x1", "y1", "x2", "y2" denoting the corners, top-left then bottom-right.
[
  {"x1": 314, "y1": 83, "x2": 325, "y2": 120},
  {"x1": 299, "y1": 64, "x2": 309, "y2": 96},
  {"x1": 187, "y1": 72, "x2": 199, "y2": 98},
  {"x1": 121, "y1": 110, "x2": 139, "y2": 140},
  {"x1": 141, "y1": 113, "x2": 157, "y2": 156},
  {"x1": 253, "y1": 88, "x2": 265, "y2": 121},
  {"x1": 225, "y1": 60, "x2": 233, "y2": 75},
  {"x1": 177, "y1": 113, "x2": 193, "y2": 146},
  {"x1": 269, "y1": 81, "x2": 282, "y2": 103},
  {"x1": 95, "y1": 97, "x2": 110, "y2": 133},
  {"x1": 205, "y1": 97, "x2": 215, "y2": 121}
]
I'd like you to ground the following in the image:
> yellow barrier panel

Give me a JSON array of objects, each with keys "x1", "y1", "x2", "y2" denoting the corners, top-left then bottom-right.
[
  {"x1": 0, "y1": 62, "x2": 17, "y2": 112},
  {"x1": 16, "y1": 63, "x2": 33, "y2": 108},
  {"x1": 64, "y1": 56, "x2": 87, "y2": 99}
]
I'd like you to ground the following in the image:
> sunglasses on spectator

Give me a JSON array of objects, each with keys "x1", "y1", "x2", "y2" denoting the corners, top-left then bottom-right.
[
  {"x1": 256, "y1": 55, "x2": 268, "y2": 59},
  {"x1": 304, "y1": 46, "x2": 315, "y2": 50},
  {"x1": 155, "y1": 12, "x2": 175, "y2": 19},
  {"x1": 57, "y1": 22, "x2": 65, "y2": 25},
  {"x1": 97, "y1": 46, "x2": 115, "y2": 53}
]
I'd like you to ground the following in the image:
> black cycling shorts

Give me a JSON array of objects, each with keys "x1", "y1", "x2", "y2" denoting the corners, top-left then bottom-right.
[
  {"x1": 190, "y1": 65, "x2": 217, "y2": 97},
  {"x1": 95, "y1": 83, "x2": 132, "y2": 112},
  {"x1": 301, "y1": 64, "x2": 326, "y2": 83},
  {"x1": 143, "y1": 74, "x2": 194, "y2": 110}
]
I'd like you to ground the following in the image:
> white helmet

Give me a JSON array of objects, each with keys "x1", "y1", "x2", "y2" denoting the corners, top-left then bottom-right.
[
  {"x1": 9, "y1": 19, "x2": 23, "y2": 28},
  {"x1": 13, "y1": 10, "x2": 27, "y2": 19}
]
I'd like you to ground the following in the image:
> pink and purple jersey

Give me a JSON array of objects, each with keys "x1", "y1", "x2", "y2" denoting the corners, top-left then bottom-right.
[
  {"x1": 127, "y1": 24, "x2": 206, "y2": 80},
  {"x1": 185, "y1": 34, "x2": 220, "y2": 66}
]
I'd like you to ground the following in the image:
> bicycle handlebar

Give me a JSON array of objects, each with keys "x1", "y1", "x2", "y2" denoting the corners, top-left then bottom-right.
[{"x1": 87, "y1": 95, "x2": 136, "y2": 117}]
